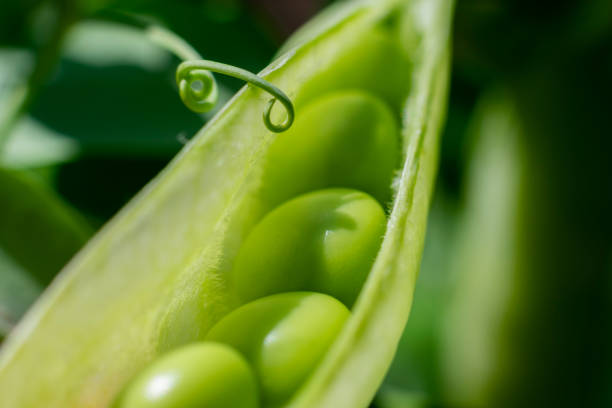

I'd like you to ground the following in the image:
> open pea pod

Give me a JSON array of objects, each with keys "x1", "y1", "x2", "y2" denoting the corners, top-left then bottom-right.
[{"x1": 0, "y1": 0, "x2": 453, "y2": 406}]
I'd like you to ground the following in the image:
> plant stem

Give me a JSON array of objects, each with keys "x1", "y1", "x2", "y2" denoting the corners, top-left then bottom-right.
[{"x1": 0, "y1": 1, "x2": 78, "y2": 155}]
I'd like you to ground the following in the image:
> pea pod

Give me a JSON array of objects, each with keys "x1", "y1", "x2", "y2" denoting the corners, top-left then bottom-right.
[{"x1": 0, "y1": 0, "x2": 453, "y2": 407}]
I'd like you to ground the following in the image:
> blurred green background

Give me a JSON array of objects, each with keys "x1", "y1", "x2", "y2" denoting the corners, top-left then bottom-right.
[{"x1": 0, "y1": 0, "x2": 611, "y2": 407}]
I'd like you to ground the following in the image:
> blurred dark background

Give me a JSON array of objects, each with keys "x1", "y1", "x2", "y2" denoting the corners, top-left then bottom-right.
[{"x1": 0, "y1": 1, "x2": 611, "y2": 407}]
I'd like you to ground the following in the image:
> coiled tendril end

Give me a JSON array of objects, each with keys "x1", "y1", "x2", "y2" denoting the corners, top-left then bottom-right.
[
  {"x1": 148, "y1": 25, "x2": 293, "y2": 133},
  {"x1": 176, "y1": 60, "x2": 294, "y2": 133},
  {"x1": 264, "y1": 97, "x2": 294, "y2": 133},
  {"x1": 176, "y1": 65, "x2": 218, "y2": 114}
]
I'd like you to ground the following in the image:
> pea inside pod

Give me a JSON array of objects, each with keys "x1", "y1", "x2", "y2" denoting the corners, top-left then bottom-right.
[
  {"x1": 231, "y1": 188, "x2": 386, "y2": 307},
  {"x1": 206, "y1": 292, "x2": 350, "y2": 407},
  {"x1": 260, "y1": 90, "x2": 399, "y2": 208},
  {"x1": 115, "y1": 343, "x2": 259, "y2": 408}
]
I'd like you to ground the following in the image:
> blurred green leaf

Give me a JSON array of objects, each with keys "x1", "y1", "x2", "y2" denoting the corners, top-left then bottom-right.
[
  {"x1": 440, "y1": 90, "x2": 523, "y2": 407},
  {"x1": 0, "y1": 167, "x2": 92, "y2": 336},
  {"x1": 0, "y1": 49, "x2": 34, "y2": 150},
  {"x1": 442, "y1": 31, "x2": 612, "y2": 403},
  {"x1": 63, "y1": 20, "x2": 171, "y2": 69},
  {"x1": 0, "y1": 248, "x2": 42, "y2": 340},
  {"x1": 0, "y1": 167, "x2": 92, "y2": 283},
  {"x1": 0, "y1": 49, "x2": 33, "y2": 115},
  {"x1": 30, "y1": 20, "x2": 206, "y2": 157},
  {"x1": 2, "y1": 20, "x2": 223, "y2": 168},
  {"x1": 2, "y1": 116, "x2": 79, "y2": 168}
]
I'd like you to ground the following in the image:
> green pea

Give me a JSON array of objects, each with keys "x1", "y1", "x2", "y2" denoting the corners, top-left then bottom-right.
[
  {"x1": 231, "y1": 188, "x2": 386, "y2": 307},
  {"x1": 291, "y1": 28, "x2": 412, "y2": 114},
  {"x1": 206, "y1": 292, "x2": 350, "y2": 406},
  {"x1": 261, "y1": 90, "x2": 399, "y2": 208},
  {"x1": 116, "y1": 343, "x2": 259, "y2": 408}
]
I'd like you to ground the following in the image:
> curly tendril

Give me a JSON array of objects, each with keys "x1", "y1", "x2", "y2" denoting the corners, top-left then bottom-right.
[
  {"x1": 147, "y1": 26, "x2": 294, "y2": 133},
  {"x1": 176, "y1": 61, "x2": 294, "y2": 132}
]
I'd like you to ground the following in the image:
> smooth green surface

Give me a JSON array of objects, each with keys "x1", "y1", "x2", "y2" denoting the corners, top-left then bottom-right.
[
  {"x1": 0, "y1": 1, "x2": 453, "y2": 407},
  {"x1": 207, "y1": 292, "x2": 350, "y2": 406},
  {"x1": 261, "y1": 91, "x2": 399, "y2": 208},
  {"x1": 116, "y1": 342, "x2": 259, "y2": 408},
  {"x1": 232, "y1": 189, "x2": 386, "y2": 307}
]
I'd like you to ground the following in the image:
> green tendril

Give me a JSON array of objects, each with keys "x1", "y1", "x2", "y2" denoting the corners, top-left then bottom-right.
[{"x1": 147, "y1": 26, "x2": 294, "y2": 133}]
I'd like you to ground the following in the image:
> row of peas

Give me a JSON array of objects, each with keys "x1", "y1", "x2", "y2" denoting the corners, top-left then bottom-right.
[{"x1": 113, "y1": 90, "x2": 400, "y2": 408}]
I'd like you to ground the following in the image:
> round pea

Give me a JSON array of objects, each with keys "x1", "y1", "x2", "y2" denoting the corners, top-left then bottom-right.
[
  {"x1": 231, "y1": 188, "x2": 386, "y2": 307},
  {"x1": 115, "y1": 343, "x2": 259, "y2": 408},
  {"x1": 292, "y1": 29, "x2": 412, "y2": 115},
  {"x1": 206, "y1": 292, "x2": 350, "y2": 406},
  {"x1": 261, "y1": 90, "x2": 399, "y2": 208}
]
